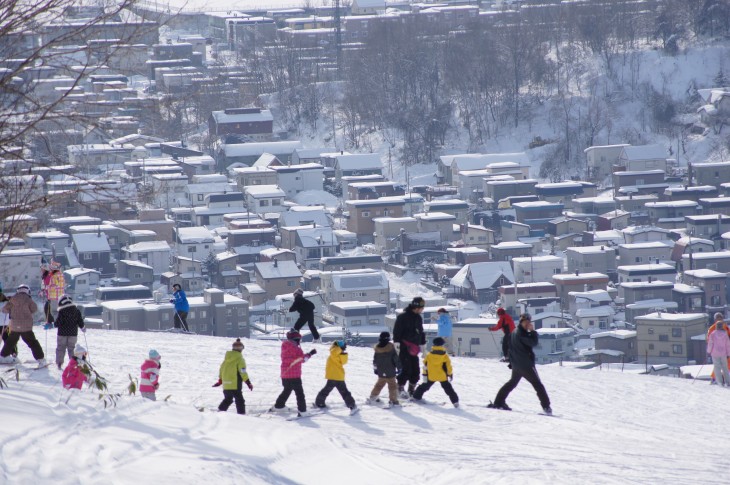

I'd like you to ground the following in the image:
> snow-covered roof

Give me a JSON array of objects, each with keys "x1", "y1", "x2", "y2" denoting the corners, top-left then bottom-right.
[
  {"x1": 211, "y1": 108, "x2": 273, "y2": 124},
  {"x1": 296, "y1": 226, "x2": 336, "y2": 248},
  {"x1": 576, "y1": 306, "x2": 614, "y2": 318},
  {"x1": 537, "y1": 328, "x2": 575, "y2": 337},
  {"x1": 331, "y1": 271, "x2": 388, "y2": 291},
  {"x1": 450, "y1": 261, "x2": 514, "y2": 290},
  {"x1": 569, "y1": 289, "x2": 611, "y2": 301},
  {"x1": 415, "y1": 211, "x2": 456, "y2": 221},
  {"x1": 672, "y1": 283, "x2": 703, "y2": 294},
  {"x1": 244, "y1": 185, "x2": 285, "y2": 198},
  {"x1": 553, "y1": 272, "x2": 608, "y2": 281},
  {"x1": 279, "y1": 208, "x2": 330, "y2": 228},
  {"x1": 72, "y1": 233, "x2": 111, "y2": 253},
  {"x1": 645, "y1": 200, "x2": 698, "y2": 209},
  {"x1": 64, "y1": 267, "x2": 100, "y2": 277},
  {"x1": 119, "y1": 259, "x2": 153, "y2": 270},
  {"x1": 625, "y1": 299, "x2": 678, "y2": 310},
  {"x1": 637, "y1": 312, "x2": 707, "y2": 322},
  {"x1": 335, "y1": 153, "x2": 382, "y2": 171},
  {"x1": 255, "y1": 260, "x2": 301, "y2": 279},
  {"x1": 618, "y1": 241, "x2": 671, "y2": 250},
  {"x1": 125, "y1": 240, "x2": 171, "y2": 252},
  {"x1": 491, "y1": 241, "x2": 532, "y2": 250},
  {"x1": 620, "y1": 144, "x2": 667, "y2": 161},
  {"x1": 176, "y1": 226, "x2": 214, "y2": 243},
  {"x1": 223, "y1": 141, "x2": 302, "y2": 158},
  {"x1": 567, "y1": 246, "x2": 615, "y2": 254},
  {"x1": 684, "y1": 268, "x2": 727, "y2": 279}
]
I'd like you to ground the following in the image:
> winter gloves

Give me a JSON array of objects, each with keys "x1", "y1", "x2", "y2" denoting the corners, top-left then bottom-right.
[
  {"x1": 213, "y1": 379, "x2": 222, "y2": 387},
  {"x1": 212, "y1": 378, "x2": 254, "y2": 390},
  {"x1": 308, "y1": 349, "x2": 317, "y2": 357},
  {"x1": 448, "y1": 375, "x2": 453, "y2": 382},
  {"x1": 245, "y1": 380, "x2": 253, "y2": 391}
]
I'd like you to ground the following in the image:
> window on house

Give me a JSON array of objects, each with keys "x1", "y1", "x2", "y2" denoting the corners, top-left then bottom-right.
[
  {"x1": 287, "y1": 281, "x2": 295, "y2": 286},
  {"x1": 713, "y1": 284, "x2": 721, "y2": 292},
  {"x1": 635, "y1": 256, "x2": 642, "y2": 263},
  {"x1": 351, "y1": 319, "x2": 362, "y2": 326},
  {"x1": 238, "y1": 308, "x2": 246, "y2": 316},
  {"x1": 78, "y1": 279, "x2": 86, "y2": 285},
  {"x1": 588, "y1": 320, "x2": 595, "y2": 326},
  {"x1": 362, "y1": 211, "x2": 370, "y2": 217},
  {"x1": 83, "y1": 253, "x2": 92, "y2": 260},
  {"x1": 672, "y1": 344, "x2": 682, "y2": 354},
  {"x1": 671, "y1": 328, "x2": 682, "y2": 338},
  {"x1": 712, "y1": 295, "x2": 722, "y2": 306},
  {"x1": 648, "y1": 328, "x2": 654, "y2": 335},
  {"x1": 629, "y1": 341, "x2": 634, "y2": 349},
  {"x1": 599, "y1": 319, "x2": 607, "y2": 329},
  {"x1": 200, "y1": 310, "x2": 207, "y2": 318},
  {"x1": 658, "y1": 335, "x2": 669, "y2": 342},
  {"x1": 120, "y1": 315, "x2": 130, "y2": 323},
  {"x1": 134, "y1": 273, "x2": 142, "y2": 279},
  {"x1": 161, "y1": 314, "x2": 169, "y2": 321},
  {"x1": 260, "y1": 199, "x2": 269, "y2": 207},
  {"x1": 649, "y1": 344, "x2": 655, "y2": 350},
  {"x1": 272, "y1": 199, "x2": 281, "y2": 206},
  {"x1": 197, "y1": 194, "x2": 204, "y2": 201},
  {"x1": 470, "y1": 338, "x2": 480, "y2": 345},
  {"x1": 708, "y1": 263, "x2": 719, "y2": 270},
  {"x1": 188, "y1": 247, "x2": 196, "y2": 253}
]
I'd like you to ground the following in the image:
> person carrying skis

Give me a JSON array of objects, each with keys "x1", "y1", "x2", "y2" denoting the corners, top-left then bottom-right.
[
  {"x1": 412, "y1": 337, "x2": 459, "y2": 407},
  {"x1": 393, "y1": 296, "x2": 427, "y2": 399},
  {"x1": 314, "y1": 341, "x2": 358, "y2": 414},
  {"x1": 0, "y1": 284, "x2": 45, "y2": 367},
  {"x1": 289, "y1": 288, "x2": 320, "y2": 342},
  {"x1": 271, "y1": 330, "x2": 317, "y2": 417},
  {"x1": 708, "y1": 320, "x2": 730, "y2": 386},
  {"x1": 491, "y1": 308, "x2": 516, "y2": 362},
  {"x1": 488, "y1": 313, "x2": 552, "y2": 415},
  {"x1": 366, "y1": 331, "x2": 401, "y2": 407},
  {"x1": 140, "y1": 349, "x2": 162, "y2": 401},
  {"x1": 169, "y1": 284, "x2": 189, "y2": 331},
  {"x1": 62, "y1": 344, "x2": 89, "y2": 390},
  {"x1": 214, "y1": 338, "x2": 253, "y2": 414},
  {"x1": 53, "y1": 295, "x2": 86, "y2": 369},
  {"x1": 433, "y1": 308, "x2": 454, "y2": 355}
]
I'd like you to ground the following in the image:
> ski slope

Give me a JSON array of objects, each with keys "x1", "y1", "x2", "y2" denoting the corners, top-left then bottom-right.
[{"x1": 1, "y1": 329, "x2": 726, "y2": 485}]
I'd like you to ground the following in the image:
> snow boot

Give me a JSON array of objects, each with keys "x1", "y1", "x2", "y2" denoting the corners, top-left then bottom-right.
[
  {"x1": 297, "y1": 410, "x2": 311, "y2": 418},
  {"x1": 407, "y1": 383, "x2": 416, "y2": 397},
  {"x1": 389, "y1": 400, "x2": 401, "y2": 407},
  {"x1": 349, "y1": 406, "x2": 360, "y2": 416},
  {"x1": 453, "y1": 402, "x2": 460, "y2": 408},
  {"x1": 365, "y1": 396, "x2": 381, "y2": 405},
  {"x1": 398, "y1": 386, "x2": 409, "y2": 399},
  {"x1": 37, "y1": 358, "x2": 47, "y2": 368},
  {"x1": 487, "y1": 401, "x2": 511, "y2": 411},
  {"x1": 542, "y1": 406, "x2": 553, "y2": 416},
  {"x1": 0, "y1": 355, "x2": 18, "y2": 364},
  {"x1": 269, "y1": 406, "x2": 289, "y2": 414}
]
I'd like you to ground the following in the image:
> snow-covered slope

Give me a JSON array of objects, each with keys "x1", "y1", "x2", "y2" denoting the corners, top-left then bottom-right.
[{"x1": 1, "y1": 330, "x2": 726, "y2": 484}]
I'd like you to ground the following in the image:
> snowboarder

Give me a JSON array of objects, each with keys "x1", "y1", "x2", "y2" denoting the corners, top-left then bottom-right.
[
  {"x1": 272, "y1": 330, "x2": 317, "y2": 417},
  {"x1": 708, "y1": 320, "x2": 730, "y2": 386},
  {"x1": 366, "y1": 331, "x2": 401, "y2": 407},
  {"x1": 0, "y1": 284, "x2": 45, "y2": 367},
  {"x1": 433, "y1": 308, "x2": 454, "y2": 355},
  {"x1": 53, "y1": 295, "x2": 86, "y2": 369},
  {"x1": 393, "y1": 296, "x2": 427, "y2": 398},
  {"x1": 488, "y1": 313, "x2": 552, "y2": 415},
  {"x1": 315, "y1": 340, "x2": 358, "y2": 414},
  {"x1": 140, "y1": 349, "x2": 162, "y2": 401},
  {"x1": 0, "y1": 291, "x2": 16, "y2": 357},
  {"x1": 289, "y1": 288, "x2": 320, "y2": 342},
  {"x1": 412, "y1": 337, "x2": 459, "y2": 407},
  {"x1": 170, "y1": 284, "x2": 189, "y2": 331},
  {"x1": 214, "y1": 338, "x2": 253, "y2": 414},
  {"x1": 490, "y1": 308, "x2": 516, "y2": 362},
  {"x1": 62, "y1": 344, "x2": 89, "y2": 390}
]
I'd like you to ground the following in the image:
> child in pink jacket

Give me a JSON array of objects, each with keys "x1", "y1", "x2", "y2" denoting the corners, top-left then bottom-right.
[
  {"x1": 140, "y1": 349, "x2": 161, "y2": 401},
  {"x1": 270, "y1": 330, "x2": 317, "y2": 417},
  {"x1": 708, "y1": 320, "x2": 730, "y2": 386},
  {"x1": 62, "y1": 344, "x2": 89, "y2": 390}
]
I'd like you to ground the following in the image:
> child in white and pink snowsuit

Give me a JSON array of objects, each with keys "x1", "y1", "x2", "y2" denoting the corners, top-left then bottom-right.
[{"x1": 140, "y1": 349, "x2": 161, "y2": 400}]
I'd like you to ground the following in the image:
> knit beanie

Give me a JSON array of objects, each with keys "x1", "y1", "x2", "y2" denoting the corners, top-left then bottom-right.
[
  {"x1": 232, "y1": 338, "x2": 244, "y2": 351},
  {"x1": 74, "y1": 343, "x2": 87, "y2": 357},
  {"x1": 286, "y1": 330, "x2": 302, "y2": 341},
  {"x1": 58, "y1": 295, "x2": 74, "y2": 310},
  {"x1": 410, "y1": 296, "x2": 425, "y2": 308},
  {"x1": 433, "y1": 337, "x2": 445, "y2": 347},
  {"x1": 378, "y1": 331, "x2": 391, "y2": 343},
  {"x1": 149, "y1": 349, "x2": 161, "y2": 360}
]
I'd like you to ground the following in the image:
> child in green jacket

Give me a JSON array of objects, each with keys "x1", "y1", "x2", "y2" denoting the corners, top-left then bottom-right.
[{"x1": 215, "y1": 338, "x2": 253, "y2": 414}]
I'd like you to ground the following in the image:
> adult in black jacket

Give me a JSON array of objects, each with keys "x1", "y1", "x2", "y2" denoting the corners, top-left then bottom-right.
[
  {"x1": 289, "y1": 289, "x2": 320, "y2": 340},
  {"x1": 53, "y1": 295, "x2": 86, "y2": 369},
  {"x1": 393, "y1": 296, "x2": 427, "y2": 397},
  {"x1": 489, "y1": 313, "x2": 552, "y2": 414}
]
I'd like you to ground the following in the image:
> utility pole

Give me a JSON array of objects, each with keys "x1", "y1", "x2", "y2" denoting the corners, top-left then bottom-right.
[{"x1": 334, "y1": 0, "x2": 342, "y2": 72}]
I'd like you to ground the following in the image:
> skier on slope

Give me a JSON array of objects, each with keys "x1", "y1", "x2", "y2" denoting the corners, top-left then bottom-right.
[
  {"x1": 411, "y1": 337, "x2": 459, "y2": 408},
  {"x1": 289, "y1": 288, "x2": 320, "y2": 342},
  {"x1": 0, "y1": 284, "x2": 46, "y2": 367},
  {"x1": 366, "y1": 331, "x2": 401, "y2": 407},
  {"x1": 214, "y1": 338, "x2": 253, "y2": 415},
  {"x1": 488, "y1": 313, "x2": 552, "y2": 415},
  {"x1": 62, "y1": 344, "x2": 89, "y2": 390},
  {"x1": 271, "y1": 330, "x2": 317, "y2": 417},
  {"x1": 169, "y1": 284, "x2": 189, "y2": 331},
  {"x1": 393, "y1": 296, "x2": 427, "y2": 399},
  {"x1": 140, "y1": 349, "x2": 162, "y2": 401},
  {"x1": 707, "y1": 320, "x2": 730, "y2": 387},
  {"x1": 314, "y1": 340, "x2": 358, "y2": 415},
  {"x1": 707, "y1": 312, "x2": 730, "y2": 385},
  {"x1": 52, "y1": 295, "x2": 86, "y2": 370},
  {"x1": 490, "y1": 308, "x2": 516, "y2": 362}
]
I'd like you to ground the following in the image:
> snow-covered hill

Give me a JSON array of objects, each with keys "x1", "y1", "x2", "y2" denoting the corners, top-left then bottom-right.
[{"x1": 1, "y1": 329, "x2": 726, "y2": 484}]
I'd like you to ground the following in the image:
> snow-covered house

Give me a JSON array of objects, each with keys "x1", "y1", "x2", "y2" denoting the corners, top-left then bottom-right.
[
  {"x1": 534, "y1": 328, "x2": 576, "y2": 364},
  {"x1": 588, "y1": 330, "x2": 638, "y2": 363},
  {"x1": 584, "y1": 144, "x2": 630, "y2": 182},
  {"x1": 63, "y1": 267, "x2": 101, "y2": 297},
  {"x1": 351, "y1": 0, "x2": 385, "y2": 15},
  {"x1": 116, "y1": 260, "x2": 155, "y2": 288},
  {"x1": 71, "y1": 233, "x2": 115, "y2": 276},
  {"x1": 575, "y1": 306, "x2": 615, "y2": 331},
  {"x1": 254, "y1": 259, "x2": 302, "y2": 298},
  {"x1": 450, "y1": 261, "x2": 514, "y2": 304},
  {"x1": 121, "y1": 240, "x2": 171, "y2": 276},
  {"x1": 291, "y1": 226, "x2": 338, "y2": 270},
  {"x1": 244, "y1": 185, "x2": 286, "y2": 215},
  {"x1": 332, "y1": 153, "x2": 382, "y2": 181},
  {"x1": 617, "y1": 145, "x2": 668, "y2": 173},
  {"x1": 174, "y1": 226, "x2": 215, "y2": 258},
  {"x1": 279, "y1": 206, "x2": 332, "y2": 228},
  {"x1": 327, "y1": 301, "x2": 388, "y2": 332},
  {"x1": 271, "y1": 163, "x2": 325, "y2": 199},
  {"x1": 150, "y1": 173, "x2": 189, "y2": 210},
  {"x1": 512, "y1": 255, "x2": 564, "y2": 284},
  {"x1": 185, "y1": 180, "x2": 237, "y2": 207},
  {"x1": 0, "y1": 248, "x2": 43, "y2": 291},
  {"x1": 320, "y1": 269, "x2": 389, "y2": 305}
]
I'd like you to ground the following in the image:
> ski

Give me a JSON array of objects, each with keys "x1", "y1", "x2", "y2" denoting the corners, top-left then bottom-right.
[{"x1": 286, "y1": 409, "x2": 327, "y2": 421}]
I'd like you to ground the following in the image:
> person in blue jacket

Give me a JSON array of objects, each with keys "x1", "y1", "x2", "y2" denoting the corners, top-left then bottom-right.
[
  {"x1": 169, "y1": 284, "x2": 189, "y2": 331},
  {"x1": 433, "y1": 308, "x2": 453, "y2": 355}
]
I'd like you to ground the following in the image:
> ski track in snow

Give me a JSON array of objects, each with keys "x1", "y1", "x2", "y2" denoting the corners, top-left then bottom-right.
[{"x1": 1, "y1": 329, "x2": 728, "y2": 485}]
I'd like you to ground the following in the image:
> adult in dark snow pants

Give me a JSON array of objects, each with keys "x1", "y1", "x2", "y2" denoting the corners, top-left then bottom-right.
[
  {"x1": 170, "y1": 284, "x2": 189, "y2": 331},
  {"x1": 393, "y1": 296, "x2": 427, "y2": 398},
  {"x1": 489, "y1": 313, "x2": 552, "y2": 415},
  {"x1": 289, "y1": 288, "x2": 320, "y2": 341}
]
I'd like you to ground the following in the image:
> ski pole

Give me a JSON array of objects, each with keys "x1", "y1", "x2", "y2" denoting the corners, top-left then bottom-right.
[
  {"x1": 488, "y1": 329, "x2": 499, "y2": 358},
  {"x1": 83, "y1": 331, "x2": 89, "y2": 358},
  {"x1": 692, "y1": 361, "x2": 707, "y2": 385}
]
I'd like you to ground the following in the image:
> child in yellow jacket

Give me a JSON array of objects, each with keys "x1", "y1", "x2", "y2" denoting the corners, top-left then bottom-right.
[
  {"x1": 314, "y1": 341, "x2": 359, "y2": 415},
  {"x1": 411, "y1": 337, "x2": 459, "y2": 407}
]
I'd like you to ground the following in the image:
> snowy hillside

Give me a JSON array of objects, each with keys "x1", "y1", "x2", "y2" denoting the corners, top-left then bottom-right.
[{"x1": 1, "y1": 330, "x2": 727, "y2": 484}]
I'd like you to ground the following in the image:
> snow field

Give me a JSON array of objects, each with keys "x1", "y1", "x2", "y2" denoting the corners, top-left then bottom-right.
[{"x1": 1, "y1": 329, "x2": 728, "y2": 485}]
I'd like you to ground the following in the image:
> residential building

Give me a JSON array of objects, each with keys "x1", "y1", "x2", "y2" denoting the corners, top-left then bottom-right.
[
  {"x1": 320, "y1": 269, "x2": 389, "y2": 305},
  {"x1": 208, "y1": 107, "x2": 274, "y2": 140},
  {"x1": 174, "y1": 226, "x2": 215, "y2": 258},
  {"x1": 566, "y1": 246, "x2": 617, "y2": 278},
  {"x1": 625, "y1": 299, "x2": 678, "y2": 325},
  {"x1": 320, "y1": 255, "x2": 384, "y2": 272},
  {"x1": 672, "y1": 284, "x2": 705, "y2": 314},
  {"x1": 617, "y1": 242, "x2": 672, "y2": 266},
  {"x1": 254, "y1": 260, "x2": 302, "y2": 298},
  {"x1": 415, "y1": 212, "x2": 458, "y2": 244},
  {"x1": 424, "y1": 199, "x2": 470, "y2": 226},
  {"x1": 617, "y1": 263, "x2": 676, "y2": 284},
  {"x1": 490, "y1": 242, "x2": 532, "y2": 262},
  {"x1": 588, "y1": 330, "x2": 638, "y2": 363},
  {"x1": 553, "y1": 272, "x2": 610, "y2": 305},
  {"x1": 63, "y1": 268, "x2": 101, "y2": 297},
  {"x1": 685, "y1": 214, "x2": 730, "y2": 239},
  {"x1": 244, "y1": 185, "x2": 286, "y2": 215},
  {"x1": 584, "y1": 144, "x2": 630, "y2": 182},
  {"x1": 71, "y1": 232, "x2": 116, "y2": 276},
  {"x1": 279, "y1": 206, "x2": 332, "y2": 228},
  {"x1": 121, "y1": 240, "x2": 171, "y2": 276},
  {"x1": 0, "y1": 248, "x2": 43, "y2": 291},
  {"x1": 513, "y1": 255, "x2": 563, "y2": 284},
  {"x1": 683, "y1": 269, "x2": 727, "y2": 317},
  {"x1": 645, "y1": 200, "x2": 699, "y2": 226},
  {"x1": 691, "y1": 161, "x2": 730, "y2": 188},
  {"x1": 271, "y1": 163, "x2": 325, "y2": 199},
  {"x1": 534, "y1": 328, "x2": 576, "y2": 364},
  {"x1": 450, "y1": 261, "x2": 514, "y2": 304},
  {"x1": 346, "y1": 198, "x2": 405, "y2": 244},
  {"x1": 681, "y1": 251, "x2": 730, "y2": 273},
  {"x1": 498, "y1": 283, "x2": 557, "y2": 316},
  {"x1": 330, "y1": 153, "x2": 383, "y2": 182},
  {"x1": 347, "y1": 181, "x2": 406, "y2": 201},
  {"x1": 116, "y1": 260, "x2": 154, "y2": 288},
  {"x1": 635, "y1": 312, "x2": 707, "y2": 365},
  {"x1": 327, "y1": 301, "x2": 388, "y2": 331},
  {"x1": 513, "y1": 201, "x2": 564, "y2": 230},
  {"x1": 373, "y1": 217, "x2": 418, "y2": 255},
  {"x1": 620, "y1": 280, "x2": 674, "y2": 305},
  {"x1": 612, "y1": 170, "x2": 665, "y2": 197},
  {"x1": 460, "y1": 224, "x2": 495, "y2": 250},
  {"x1": 450, "y1": 317, "x2": 502, "y2": 358},
  {"x1": 617, "y1": 145, "x2": 668, "y2": 173}
]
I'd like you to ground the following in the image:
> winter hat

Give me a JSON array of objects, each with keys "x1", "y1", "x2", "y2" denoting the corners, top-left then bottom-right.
[
  {"x1": 410, "y1": 296, "x2": 426, "y2": 308},
  {"x1": 58, "y1": 295, "x2": 74, "y2": 310},
  {"x1": 286, "y1": 330, "x2": 302, "y2": 341},
  {"x1": 232, "y1": 338, "x2": 244, "y2": 351},
  {"x1": 433, "y1": 337, "x2": 445, "y2": 347},
  {"x1": 437, "y1": 308, "x2": 448, "y2": 314},
  {"x1": 378, "y1": 331, "x2": 391, "y2": 343},
  {"x1": 16, "y1": 284, "x2": 30, "y2": 294},
  {"x1": 714, "y1": 312, "x2": 724, "y2": 322},
  {"x1": 496, "y1": 307, "x2": 506, "y2": 316},
  {"x1": 293, "y1": 288, "x2": 304, "y2": 297},
  {"x1": 519, "y1": 313, "x2": 532, "y2": 324},
  {"x1": 149, "y1": 349, "x2": 161, "y2": 360},
  {"x1": 172, "y1": 284, "x2": 181, "y2": 290},
  {"x1": 74, "y1": 343, "x2": 87, "y2": 357},
  {"x1": 334, "y1": 340, "x2": 346, "y2": 349}
]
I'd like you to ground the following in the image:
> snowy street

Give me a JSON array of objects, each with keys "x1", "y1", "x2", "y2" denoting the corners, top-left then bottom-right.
[{"x1": 1, "y1": 329, "x2": 727, "y2": 485}]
